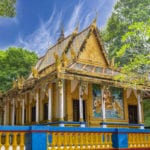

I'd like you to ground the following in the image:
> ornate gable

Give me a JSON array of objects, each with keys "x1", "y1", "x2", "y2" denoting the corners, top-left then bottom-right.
[{"x1": 78, "y1": 29, "x2": 109, "y2": 67}]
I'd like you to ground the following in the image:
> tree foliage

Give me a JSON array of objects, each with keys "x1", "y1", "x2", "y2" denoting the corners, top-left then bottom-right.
[
  {"x1": 103, "y1": 0, "x2": 150, "y2": 62},
  {"x1": 0, "y1": 0, "x2": 16, "y2": 17},
  {"x1": 0, "y1": 47, "x2": 38, "y2": 92},
  {"x1": 103, "y1": 0, "x2": 150, "y2": 86},
  {"x1": 114, "y1": 20, "x2": 150, "y2": 86}
]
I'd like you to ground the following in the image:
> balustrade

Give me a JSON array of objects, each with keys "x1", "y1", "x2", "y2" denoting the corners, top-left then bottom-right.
[
  {"x1": 128, "y1": 132, "x2": 150, "y2": 148},
  {"x1": 0, "y1": 132, "x2": 25, "y2": 150},
  {"x1": 47, "y1": 132, "x2": 112, "y2": 149}
]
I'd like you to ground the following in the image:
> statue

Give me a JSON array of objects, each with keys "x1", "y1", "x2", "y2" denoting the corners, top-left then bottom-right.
[
  {"x1": 32, "y1": 67, "x2": 39, "y2": 78},
  {"x1": 53, "y1": 52, "x2": 62, "y2": 72},
  {"x1": 17, "y1": 76, "x2": 25, "y2": 89}
]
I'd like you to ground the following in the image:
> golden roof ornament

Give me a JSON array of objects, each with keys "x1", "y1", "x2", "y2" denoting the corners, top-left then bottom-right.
[
  {"x1": 70, "y1": 47, "x2": 76, "y2": 60},
  {"x1": 90, "y1": 12, "x2": 98, "y2": 30},
  {"x1": 53, "y1": 52, "x2": 62, "y2": 72},
  {"x1": 17, "y1": 76, "x2": 25, "y2": 89},
  {"x1": 12, "y1": 79, "x2": 17, "y2": 88},
  {"x1": 31, "y1": 67, "x2": 39, "y2": 79},
  {"x1": 57, "y1": 24, "x2": 65, "y2": 42},
  {"x1": 73, "y1": 23, "x2": 79, "y2": 35},
  {"x1": 62, "y1": 52, "x2": 68, "y2": 67}
]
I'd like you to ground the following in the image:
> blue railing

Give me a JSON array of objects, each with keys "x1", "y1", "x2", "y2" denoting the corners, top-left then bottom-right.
[{"x1": 0, "y1": 126, "x2": 150, "y2": 150}]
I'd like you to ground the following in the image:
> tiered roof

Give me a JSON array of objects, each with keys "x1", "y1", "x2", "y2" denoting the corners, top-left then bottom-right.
[{"x1": 5, "y1": 20, "x2": 150, "y2": 95}]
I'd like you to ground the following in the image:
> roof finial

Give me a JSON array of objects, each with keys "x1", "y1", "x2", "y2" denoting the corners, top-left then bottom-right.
[
  {"x1": 58, "y1": 23, "x2": 65, "y2": 42},
  {"x1": 73, "y1": 22, "x2": 79, "y2": 35},
  {"x1": 90, "y1": 11, "x2": 98, "y2": 29}
]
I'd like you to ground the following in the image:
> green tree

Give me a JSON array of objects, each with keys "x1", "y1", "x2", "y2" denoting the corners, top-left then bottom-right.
[
  {"x1": 103, "y1": 0, "x2": 150, "y2": 62},
  {"x1": 0, "y1": 47, "x2": 38, "y2": 92},
  {"x1": 0, "y1": 0, "x2": 16, "y2": 17},
  {"x1": 102, "y1": 0, "x2": 150, "y2": 84},
  {"x1": 102, "y1": 0, "x2": 150, "y2": 126},
  {"x1": 114, "y1": 20, "x2": 150, "y2": 86}
]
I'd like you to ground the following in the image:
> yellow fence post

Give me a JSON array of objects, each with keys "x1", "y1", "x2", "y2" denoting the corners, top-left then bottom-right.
[
  {"x1": 63, "y1": 132, "x2": 67, "y2": 149},
  {"x1": 51, "y1": 132, "x2": 57, "y2": 150},
  {"x1": 20, "y1": 132, "x2": 25, "y2": 150},
  {"x1": 69, "y1": 132, "x2": 73, "y2": 149},
  {"x1": 100, "y1": 133, "x2": 103, "y2": 148},
  {"x1": 12, "y1": 132, "x2": 18, "y2": 150},
  {"x1": 84, "y1": 133, "x2": 88, "y2": 149},
  {"x1": 5, "y1": 132, "x2": 9, "y2": 150},
  {"x1": 108, "y1": 133, "x2": 112, "y2": 148},
  {"x1": 57, "y1": 132, "x2": 61, "y2": 148},
  {"x1": 128, "y1": 133, "x2": 131, "y2": 148},
  {"x1": 74, "y1": 132, "x2": 78, "y2": 149},
  {"x1": 95, "y1": 132, "x2": 99, "y2": 149}
]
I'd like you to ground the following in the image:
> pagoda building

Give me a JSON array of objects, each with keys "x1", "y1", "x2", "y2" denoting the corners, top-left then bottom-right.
[{"x1": 1, "y1": 20, "x2": 150, "y2": 128}]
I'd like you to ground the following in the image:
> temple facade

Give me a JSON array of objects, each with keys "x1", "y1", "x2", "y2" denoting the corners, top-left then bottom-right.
[{"x1": 1, "y1": 21, "x2": 149, "y2": 128}]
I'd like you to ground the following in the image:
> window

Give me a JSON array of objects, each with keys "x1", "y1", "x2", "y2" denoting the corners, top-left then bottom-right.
[
  {"x1": 43, "y1": 103, "x2": 48, "y2": 120},
  {"x1": 31, "y1": 106, "x2": 36, "y2": 122}
]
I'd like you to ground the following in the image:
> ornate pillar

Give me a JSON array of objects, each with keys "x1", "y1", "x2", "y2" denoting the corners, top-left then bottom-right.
[
  {"x1": 79, "y1": 84, "x2": 84, "y2": 121},
  {"x1": 11, "y1": 98, "x2": 15, "y2": 125},
  {"x1": 101, "y1": 86, "x2": 107, "y2": 128},
  {"x1": 58, "y1": 79, "x2": 64, "y2": 127},
  {"x1": 36, "y1": 90, "x2": 39, "y2": 123},
  {"x1": 79, "y1": 82, "x2": 87, "y2": 127},
  {"x1": 22, "y1": 98, "x2": 25, "y2": 125},
  {"x1": 48, "y1": 84, "x2": 52, "y2": 121},
  {"x1": 137, "y1": 92, "x2": 144, "y2": 129}
]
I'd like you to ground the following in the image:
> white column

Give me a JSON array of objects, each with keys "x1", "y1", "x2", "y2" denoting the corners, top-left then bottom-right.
[
  {"x1": 22, "y1": 98, "x2": 25, "y2": 125},
  {"x1": 48, "y1": 85, "x2": 52, "y2": 121},
  {"x1": 36, "y1": 91, "x2": 39, "y2": 123},
  {"x1": 79, "y1": 85, "x2": 84, "y2": 121},
  {"x1": 60, "y1": 80, "x2": 64, "y2": 120},
  {"x1": 11, "y1": 98, "x2": 15, "y2": 125},
  {"x1": 58, "y1": 80, "x2": 65, "y2": 127},
  {"x1": 137, "y1": 93, "x2": 144, "y2": 129},
  {"x1": 101, "y1": 86, "x2": 107, "y2": 128}
]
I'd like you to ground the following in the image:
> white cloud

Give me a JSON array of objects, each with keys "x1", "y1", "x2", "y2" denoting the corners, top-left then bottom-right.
[
  {"x1": 15, "y1": 0, "x2": 116, "y2": 56},
  {"x1": 65, "y1": 0, "x2": 84, "y2": 35},
  {"x1": 16, "y1": 8, "x2": 62, "y2": 56}
]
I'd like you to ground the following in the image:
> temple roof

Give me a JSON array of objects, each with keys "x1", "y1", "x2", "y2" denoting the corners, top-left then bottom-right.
[
  {"x1": 5, "y1": 20, "x2": 150, "y2": 94},
  {"x1": 35, "y1": 23, "x2": 109, "y2": 73}
]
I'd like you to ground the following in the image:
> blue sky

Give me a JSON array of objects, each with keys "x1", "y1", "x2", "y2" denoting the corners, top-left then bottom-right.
[{"x1": 0, "y1": 0, "x2": 116, "y2": 56}]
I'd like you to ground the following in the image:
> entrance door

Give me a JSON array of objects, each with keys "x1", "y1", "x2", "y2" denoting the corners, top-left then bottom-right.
[
  {"x1": 128, "y1": 105, "x2": 138, "y2": 124},
  {"x1": 73, "y1": 100, "x2": 86, "y2": 122}
]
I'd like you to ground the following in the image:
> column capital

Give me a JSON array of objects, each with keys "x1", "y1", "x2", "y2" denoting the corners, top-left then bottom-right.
[
  {"x1": 58, "y1": 79, "x2": 63, "y2": 88},
  {"x1": 48, "y1": 83, "x2": 52, "y2": 89},
  {"x1": 79, "y1": 81, "x2": 88, "y2": 94}
]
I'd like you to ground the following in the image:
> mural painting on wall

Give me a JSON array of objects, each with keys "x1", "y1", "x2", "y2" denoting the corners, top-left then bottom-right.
[
  {"x1": 93, "y1": 84, "x2": 102, "y2": 117},
  {"x1": 92, "y1": 84, "x2": 124, "y2": 119}
]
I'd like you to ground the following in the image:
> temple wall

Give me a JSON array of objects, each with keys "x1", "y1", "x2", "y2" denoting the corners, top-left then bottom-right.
[{"x1": 1, "y1": 79, "x2": 144, "y2": 128}]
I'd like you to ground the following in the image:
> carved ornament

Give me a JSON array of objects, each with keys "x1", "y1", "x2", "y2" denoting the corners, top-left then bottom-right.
[{"x1": 31, "y1": 67, "x2": 39, "y2": 79}]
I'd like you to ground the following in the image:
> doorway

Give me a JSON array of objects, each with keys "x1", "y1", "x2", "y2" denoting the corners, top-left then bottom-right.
[
  {"x1": 73, "y1": 100, "x2": 86, "y2": 122},
  {"x1": 128, "y1": 105, "x2": 138, "y2": 124}
]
